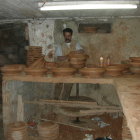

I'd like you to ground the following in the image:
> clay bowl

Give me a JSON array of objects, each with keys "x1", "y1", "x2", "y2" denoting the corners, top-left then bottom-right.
[
  {"x1": 105, "y1": 64, "x2": 125, "y2": 77},
  {"x1": 1, "y1": 64, "x2": 25, "y2": 75},
  {"x1": 52, "y1": 67, "x2": 76, "y2": 77},
  {"x1": 45, "y1": 62, "x2": 57, "y2": 69},
  {"x1": 57, "y1": 62, "x2": 71, "y2": 68},
  {"x1": 130, "y1": 67, "x2": 140, "y2": 74},
  {"x1": 8, "y1": 122, "x2": 27, "y2": 131},
  {"x1": 79, "y1": 67, "x2": 105, "y2": 78},
  {"x1": 130, "y1": 62, "x2": 140, "y2": 68},
  {"x1": 70, "y1": 60, "x2": 86, "y2": 65},
  {"x1": 38, "y1": 122, "x2": 59, "y2": 138},
  {"x1": 111, "y1": 64, "x2": 130, "y2": 72},
  {"x1": 129, "y1": 57, "x2": 140, "y2": 62},
  {"x1": 68, "y1": 51, "x2": 89, "y2": 61},
  {"x1": 24, "y1": 68, "x2": 47, "y2": 76},
  {"x1": 71, "y1": 63, "x2": 85, "y2": 69}
]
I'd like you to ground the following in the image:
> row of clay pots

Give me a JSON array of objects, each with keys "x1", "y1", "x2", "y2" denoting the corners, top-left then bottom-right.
[{"x1": 1, "y1": 63, "x2": 130, "y2": 77}]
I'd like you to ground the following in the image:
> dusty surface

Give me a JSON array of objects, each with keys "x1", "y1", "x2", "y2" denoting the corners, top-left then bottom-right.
[
  {"x1": 3, "y1": 74, "x2": 140, "y2": 140},
  {"x1": 28, "y1": 113, "x2": 123, "y2": 140}
]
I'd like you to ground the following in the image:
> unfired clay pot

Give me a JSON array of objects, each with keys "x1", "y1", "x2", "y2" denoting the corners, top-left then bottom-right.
[
  {"x1": 24, "y1": 68, "x2": 47, "y2": 76},
  {"x1": 1, "y1": 64, "x2": 25, "y2": 76},
  {"x1": 52, "y1": 67, "x2": 76, "y2": 77},
  {"x1": 105, "y1": 64, "x2": 125, "y2": 77},
  {"x1": 7, "y1": 122, "x2": 28, "y2": 140},
  {"x1": 129, "y1": 57, "x2": 140, "y2": 62},
  {"x1": 130, "y1": 62, "x2": 140, "y2": 68},
  {"x1": 79, "y1": 67, "x2": 105, "y2": 78},
  {"x1": 38, "y1": 122, "x2": 59, "y2": 140},
  {"x1": 68, "y1": 51, "x2": 89, "y2": 70},
  {"x1": 130, "y1": 67, "x2": 140, "y2": 74}
]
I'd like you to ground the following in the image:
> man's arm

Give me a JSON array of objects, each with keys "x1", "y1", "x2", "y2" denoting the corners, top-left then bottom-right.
[
  {"x1": 76, "y1": 42, "x2": 84, "y2": 53},
  {"x1": 55, "y1": 44, "x2": 68, "y2": 61}
]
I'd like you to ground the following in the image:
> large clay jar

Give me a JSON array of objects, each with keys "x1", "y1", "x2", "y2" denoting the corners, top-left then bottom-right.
[
  {"x1": 7, "y1": 121, "x2": 28, "y2": 140},
  {"x1": 38, "y1": 122, "x2": 59, "y2": 140},
  {"x1": 68, "y1": 51, "x2": 89, "y2": 70}
]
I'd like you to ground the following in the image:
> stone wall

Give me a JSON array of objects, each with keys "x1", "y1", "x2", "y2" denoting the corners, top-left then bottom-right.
[{"x1": 0, "y1": 23, "x2": 27, "y2": 66}]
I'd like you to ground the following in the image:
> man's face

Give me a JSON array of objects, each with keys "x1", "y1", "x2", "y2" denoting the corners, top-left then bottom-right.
[{"x1": 63, "y1": 32, "x2": 72, "y2": 43}]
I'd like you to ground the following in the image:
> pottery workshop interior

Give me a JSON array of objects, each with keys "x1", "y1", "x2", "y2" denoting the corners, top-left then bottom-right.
[{"x1": 1, "y1": 0, "x2": 140, "y2": 140}]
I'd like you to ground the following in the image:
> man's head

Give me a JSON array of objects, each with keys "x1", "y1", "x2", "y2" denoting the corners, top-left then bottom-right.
[{"x1": 63, "y1": 28, "x2": 73, "y2": 43}]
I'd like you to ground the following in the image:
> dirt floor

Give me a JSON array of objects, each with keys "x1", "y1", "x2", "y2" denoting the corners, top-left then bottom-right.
[{"x1": 28, "y1": 113, "x2": 123, "y2": 140}]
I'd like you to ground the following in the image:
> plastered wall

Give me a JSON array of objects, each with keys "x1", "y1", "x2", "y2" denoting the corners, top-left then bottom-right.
[{"x1": 28, "y1": 20, "x2": 54, "y2": 56}]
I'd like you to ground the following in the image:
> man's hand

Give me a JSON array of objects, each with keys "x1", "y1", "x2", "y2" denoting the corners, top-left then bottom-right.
[
  {"x1": 75, "y1": 49, "x2": 84, "y2": 53},
  {"x1": 48, "y1": 50, "x2": 54, "y2": 58},
  {"x1": 57, "y1": 56, "x2": 68, "y2": 61}
]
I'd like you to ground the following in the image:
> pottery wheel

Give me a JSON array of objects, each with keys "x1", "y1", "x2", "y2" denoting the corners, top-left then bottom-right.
[
  {"x1": 58, "y1": 96, "x2": 95, "y2": 117},
  {"x1": 68, "y1": 96, "x2": 96, "y2": 102}
]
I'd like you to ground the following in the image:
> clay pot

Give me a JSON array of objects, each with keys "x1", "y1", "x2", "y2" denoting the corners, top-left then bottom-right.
[
  {"x1": 68, "y1": 51, "x2": 89, "y2": 70},
  {"x1": 7, "y1": 122, "x2": 28, "y2": 140},
  {"x1": 24, "y1": 68, "x2": 47, "y2": 76},
  {"x1": 38, "y1": 122, "x2": 59, "y2": 140},
  {"x1": 70, "y1": 60, "x2": 86, "y2": 65},
  {"x1": 71, "y1": 64, "x2": 85, "y2": 69},
  {"x1": 57, "y1": 62, "x2": 71, "y2": 68},
  {"x1": 68, "y1": 51, "x2": 89, "y2": 61},
  {"x1": 83, "y1": 27, "x2": 97, "y2": 33},
  {"x1": 105, "y1": 64, "x2": 125, "y2": 77},
  {"x1": 79, "y1": 67, "x2": 105, "y2": 78},
  {"x1": 45, "y1": 62, "x2": 57, "y2": 69},
  {"x1": 130, "y1": 62, "x2": 140, "y2": 68},
  {"x1": 1, "y1": 64, "x2": 25, "y2": 76},
  {"x1": 130, "y1": 67, "x2": 140, "y2": 74},
  {"x1": 52, "y1": 67, "x2": 76, "y2": 77},
  {"x1": 129, "y1": 57, "x2": 140, "y2": 62}
]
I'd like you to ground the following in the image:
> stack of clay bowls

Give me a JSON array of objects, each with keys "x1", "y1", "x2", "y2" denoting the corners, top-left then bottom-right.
[
  {"x1": 27, "y1": 46, "x2": 42, "y2": 66},
  {"x1": 105, "y1": 64, "x2": 125, "y2": 77},
  {"x1": 24, "y1": 57, "x2": 47, "y2": 76},
  {"x1": 7, "y1": 121, "x2": 28, "y2": 140},
  {"x1": 52, "y1": 67, "x2": 76, "y2": 77},
  {"x1": 79, "y1": 65, "x2": 105, "y2": 78},
  {"x1": 129, "y1": 57, "x2": 140, "y2": 74},
  {"x1": 68, "y1": 51, "x2": 89, "y2": 70},
  {"x1": 122, "y1": 117, "x2": 132, "y2": 140},
  {"x1": 37, "y1": 122, "x2": 59, "y2": 140},
  {"x1": 1, "y1": 64, "x2": 25, "y2": 76}
]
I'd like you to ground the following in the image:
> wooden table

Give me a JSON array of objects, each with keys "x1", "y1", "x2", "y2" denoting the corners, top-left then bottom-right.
[{"x1": 2, "y1": 74, "x2": 140, "y2": 140}]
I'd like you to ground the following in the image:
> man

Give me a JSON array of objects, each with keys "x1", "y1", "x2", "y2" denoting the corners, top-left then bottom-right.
[
  {"x1": 53, "y1": 28, "x2": 83, "y2": 100},
  {"x1": 55, "y1": 28, "x2": 83, "y2": 61}
]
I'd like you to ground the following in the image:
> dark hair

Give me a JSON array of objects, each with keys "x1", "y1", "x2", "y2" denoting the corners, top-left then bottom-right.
[{"x1": 63, "y1": 28, "x2": 73, "y2": 35}]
